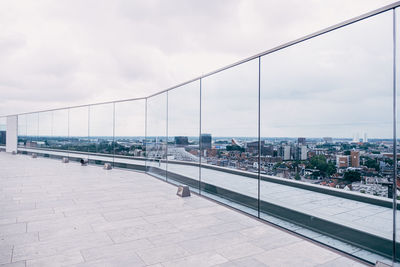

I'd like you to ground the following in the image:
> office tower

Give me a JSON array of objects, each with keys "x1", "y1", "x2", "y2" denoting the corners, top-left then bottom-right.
[
  {"x1": 279, "y1": 145, "x2": 291, "y2": 160},
  {"x1": 0, "y1": 131, "x2": 5, "y2": 144},
  {"x1": 298, "y1": 137, "x2": 306, "y2": 145},
  {"x1": 246, "y1": 140, "x2": 265, "y2": 154},
  {"x1": 350, "y1": 150, "x2": 360, "y2": 168},
  {"x1": 299, "y1": 145, "x2": 307, "y2": 160},
  {"x1": 201, "y1": 134, "x2": 212, "y2": 150},
  {"x1": 174, "y1": 136, "x2": 189, "y2": 147}
]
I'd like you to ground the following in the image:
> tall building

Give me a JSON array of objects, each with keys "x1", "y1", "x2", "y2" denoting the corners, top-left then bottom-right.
[
  {"x1": 336, "y1": 155, "x2": 349, "y2": 168},
  {"x1": 261, "y1": 144, "x2": 274, "y2": 156},
  {"x1": 174, "y1": 136, "x2": 188, "y2": 147},
  {"x1": 201, "y1": 134, "x2": 212, "y2": 150},
  {"x1": 350, "y1": 150, "x2": 360, "y2": 168},
  {"x1": 299, "y1": 145, "x2": 307, "y2": 160},
  {"x1": 292, "y1": 145, "x2": 307, "y2": 161},
  {"x1": 0, "y1": 131, "x2": 5, "y2": 145},
  {"x1": 323, "y1": 137, "x2": 333, "y2": 144},
  {"x1": 363, "y1": 133, "x2": 368, "y2": 143},
  {"x1": 297, "y1": 137, "x2": 306, "y2": 145},
  {"x1": 246, "y1": 140, "x2": 265, "y2": 154},
  {"x1": 279, "y1": 145, "x2": 291, "y2": 160}
]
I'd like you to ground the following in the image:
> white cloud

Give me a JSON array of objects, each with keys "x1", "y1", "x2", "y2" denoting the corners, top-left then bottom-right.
[{"x1": 0, "y1": 0, "x2": 397, "y2": 138}]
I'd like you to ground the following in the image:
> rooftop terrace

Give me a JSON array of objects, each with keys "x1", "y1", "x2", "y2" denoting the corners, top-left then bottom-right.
[
  {"x1": 0, "y1": 152, "x2": 367, "y2": 267},
  {"x1": 1, "y1": 1, "x2": 400, "y2": 265}
]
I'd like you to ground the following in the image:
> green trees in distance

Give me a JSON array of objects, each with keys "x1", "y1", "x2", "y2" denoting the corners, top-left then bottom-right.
[
  {"x1": 306, "y1": 155, "x2": 336, "y2": 178},
  {"x1": 362, "y1": 157, "x2": 379, "y2": 171},
  {"x1": 226, "y1": 145, "x2": 245, "y2": 152},
  {"x1": 344, "y1": 170, "x2": 361, "y2": 182}
]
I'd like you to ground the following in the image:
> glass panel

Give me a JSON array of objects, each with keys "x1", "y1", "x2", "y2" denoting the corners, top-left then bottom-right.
[
  {"x1": 52, "y1": 109, "x2": 69, "y2": 151},
  {"x1": 395, "y1": 6, "x2": 400, "y2": 263},
  {"x1": 69, "y1": 106, "x2": 89, "y2": 156},
  {"x1": 88, "y1": 103, "x2": 114, "y2": 165},
  {"x1": 167, "y1": 81, "x2": 200, "y2": 190},
  {"x1": 146, "y1": 93, "x2": 167, "y2": 180},
  {"x1": 260, "y1": 11, "x2": 392, "y2": 263},
  {"x1": 201, "y1": 59, "x2": 259, "y2": 216},
  {"x1": 38, "y1": 111, "x2": 52, "y2": 149},
  {"x1": 26, "y1": 113, "x2": 38, "y2": 148},
  {"x1": 0, "y1": 117, "x2": 6, "y2": 146},
  {"x1": 114, "y1": 100, "x2": 146, "y2": 171},
  {"x1": 18, "y1": 115, "x2": 27, "y2": 147}
]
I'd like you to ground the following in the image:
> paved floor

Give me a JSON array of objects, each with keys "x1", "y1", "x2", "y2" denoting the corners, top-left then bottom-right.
[{"x1": 0, "y1": 152, "x2": 367, "y2": 266}]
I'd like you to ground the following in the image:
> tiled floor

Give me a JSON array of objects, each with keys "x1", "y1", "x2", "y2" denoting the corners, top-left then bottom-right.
[{"x1": 0, "y1": 152, "x2": 367, "y2": 266}]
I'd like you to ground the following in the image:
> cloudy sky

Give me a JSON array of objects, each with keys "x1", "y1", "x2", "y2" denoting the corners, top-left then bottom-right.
[{"x1": 0, "y1": 0, "x2": 398, "y2": 138}]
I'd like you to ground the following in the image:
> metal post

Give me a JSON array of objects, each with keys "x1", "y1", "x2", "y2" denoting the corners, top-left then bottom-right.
[
  {"x1": 199, "y1": 78, "x2": 202, "y2": 195},
  {"x1": 113, "y1": 103, "x2": 116, "y2": 167},
  {"x1": 258, "y1": 56, "x2": 261, "y2": 218},
  {"x1": 393, "y1": 8, "x2": 398, "y2": 263},
  {"x1": 145, "y1": 98, "x2": 147, "y2": 173},
  {"x1": 166, "y1": 92, "x2": 168, "y2": 181},
  {"x1": 37, "y1": 113, "x2": 39, "y2": 143},
  {"x1": 88, "y1": 106, "x2": 90, "y2": 158},
  {"x1": 67, "y1": 108, "x2": 70, "y2": 159},
  {"x1": 25, "y1": 115, "x2": 27, "y2": 146},
  {"x1": 51, "y1": 111, "x2": 54, "y2": 138}
]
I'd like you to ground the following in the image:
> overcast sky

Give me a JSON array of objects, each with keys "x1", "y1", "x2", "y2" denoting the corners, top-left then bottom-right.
[{"x1": 0, "y1": 0, "x2": 398, "y2": 138}]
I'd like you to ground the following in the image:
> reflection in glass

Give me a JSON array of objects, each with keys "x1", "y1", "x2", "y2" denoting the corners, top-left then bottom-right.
[
  {"x1": 52, "y1": 109, "x2": 69, "y2": 151},
  {"x1": 88, "y1": 104, "x2": 114, "y2": 165},
  {"x1": 114, "y1": 100, "x2": 146, "y2": 169},
  {"x1": 146, "y1": 93, "x2": 167, "y2": 180},
  {"x1": 0, "y1": 117, "x2": 6, "y2": 145},
  {"x1": 69, "y1": 106, "x2": 89, "y2": 154},
  {"x1": 17, "y1": 115, "x2": 27, "y2": 147},
  {"x1": 26, "y1": 113, "x2": 38, "y2": 147},
  {"x1": 201, "y1": 58, "x2": 259, "y2": 215},
  {"x1": 167, "y1": 81, "x2": 200, "y2": 190},
  {"x1": 395, "y1": 6, "x2": 400, "y2": 262},
  {"x1": 38, "y1": 111, "x2": 52, "y2": 149},
  {"x1": 260, "y1": 11, "x2": 392, "y2": 262}
]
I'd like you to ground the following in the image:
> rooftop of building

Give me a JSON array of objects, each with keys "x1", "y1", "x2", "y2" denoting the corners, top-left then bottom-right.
[{"x1": 0, "y1": 152, "x2": 367, "y2": 267}]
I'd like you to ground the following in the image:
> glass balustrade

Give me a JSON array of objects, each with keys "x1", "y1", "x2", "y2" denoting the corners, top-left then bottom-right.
[
  {"x1": 146, "y1": 93, "x2": 168, "y2": 180},
  {"x1": 114, "y1": 99, "x2": 146, "y2": 171},
  {"x1": 4, "y1": 4, "x2": 400, "y2": 264}
]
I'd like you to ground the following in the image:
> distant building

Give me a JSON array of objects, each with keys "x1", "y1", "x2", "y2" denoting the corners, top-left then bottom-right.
[
  {"x1": 261, "y1": 145, "x2": 274, "y2": 156},
  {"x1": 352, "y1": 133, "x2": 360, "y2": 143},
  {"x1": 26, "y1": 141, "x2": 38, "y2": 148},
  {"x1": 174, "y1": 136, "x2": 188, "y2": 147},
  {"x1": 313, "y1": 148, "x2": 327, "y2": 155},
  {"x1": 201, "y1": 134, "x2": 212, "y2": 150},
  {"x1": 0, "y1": 131, "x2": 5, "y2": 144},
  {"x1": 323, "y1": 137, "x2": 333, "y2": 144},
  {"x1": 294, "y1": 145, "x2": 307, "y2": 161},
  {"x1": 336, "y1": 155, "x2": 349, "y2": 168},
  {"x1": 246, "y1": 140, "x2": 265, "y2": 154},
  {"x1": 363, "y1": 133, "x2": 368, "y2": 143},
  {"x1": 279, "y1": 145, "x2": 291, "y2": 160},
  {"x1": 350, "y1": 150, "x2": 360, "y2": 168},
  {"x1": 205, "y1": 148, "x2": 217, "y2": 157},
  {"x1": 297, "y1": 137, "x2": 306, "y2": 145}
]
